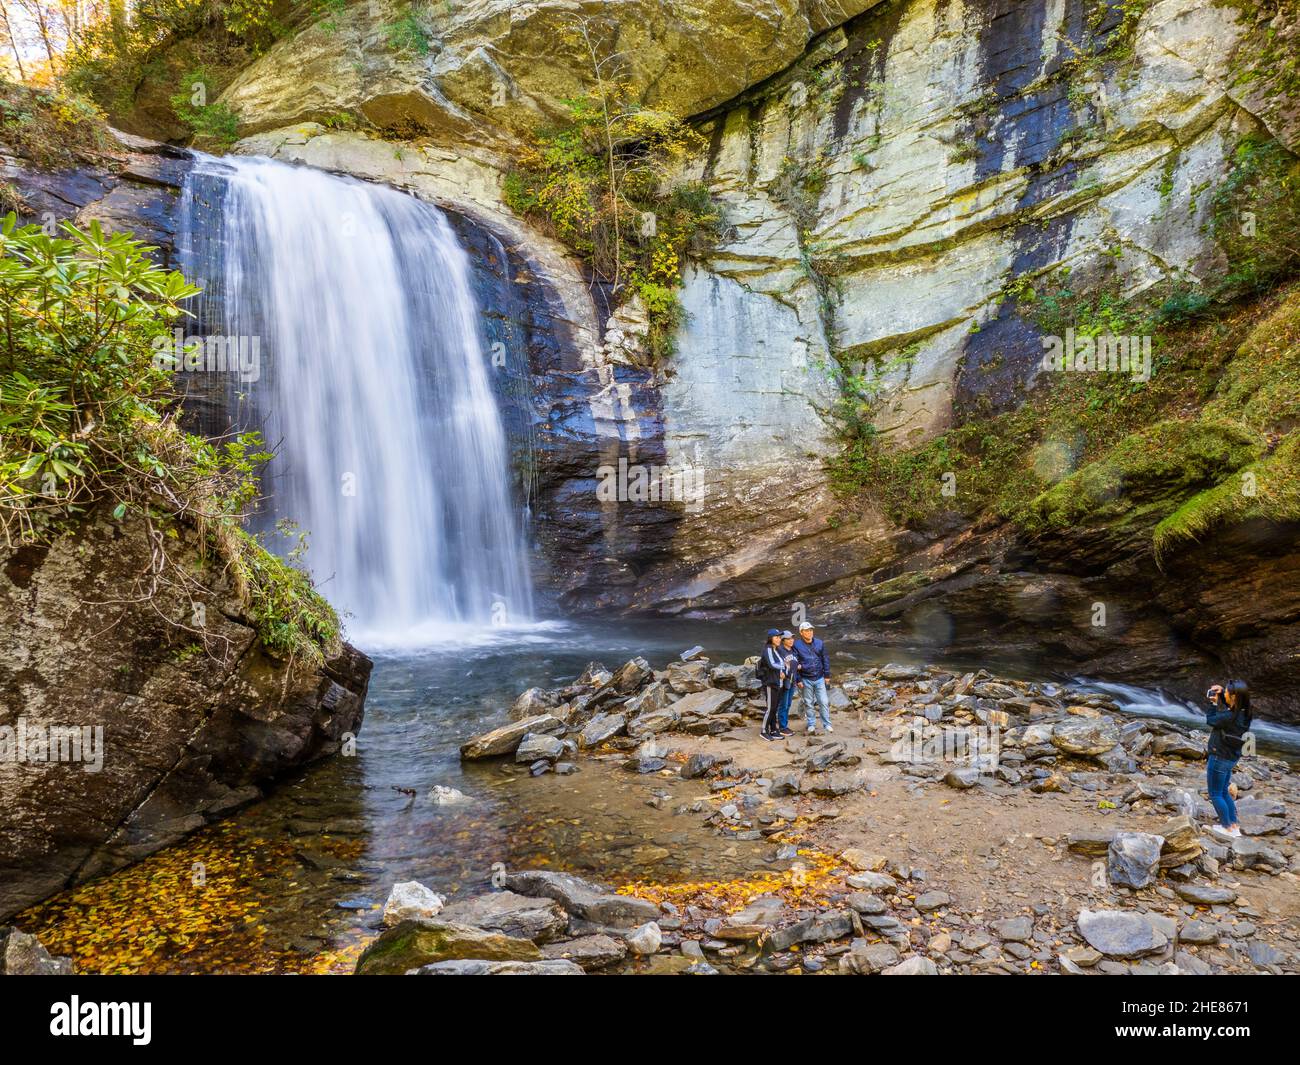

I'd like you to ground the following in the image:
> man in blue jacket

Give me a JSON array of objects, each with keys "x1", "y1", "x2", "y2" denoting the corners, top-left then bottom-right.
[{"x1": 791, "y1": 622, "x2": 833, "y2": 734}]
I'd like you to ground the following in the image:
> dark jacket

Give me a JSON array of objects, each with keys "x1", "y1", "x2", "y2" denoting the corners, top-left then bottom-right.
[
  {"x1": 756, "y1": 644, "x2": 785, "y2": 687},
  {"x1": 791, "y1": 636, "x2": 829, "y2": 681},
  {"x1": 1206, "y1": 702, "x2": 1252, "y2": 759}
]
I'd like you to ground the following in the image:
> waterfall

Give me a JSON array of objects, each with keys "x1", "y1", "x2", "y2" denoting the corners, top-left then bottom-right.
[{"x1": 179, "y1": 155, "x2": 533, "y2": 643}]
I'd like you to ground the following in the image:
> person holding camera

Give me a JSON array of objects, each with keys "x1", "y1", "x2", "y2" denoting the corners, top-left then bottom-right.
[{"x1": 1204, "y1": 680, "x2": 1253, "y2": 841}]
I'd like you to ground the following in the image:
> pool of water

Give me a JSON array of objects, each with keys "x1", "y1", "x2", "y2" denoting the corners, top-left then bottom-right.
[{"x1": 19, "y1": 618, "x2": 1300, "y2": 973}]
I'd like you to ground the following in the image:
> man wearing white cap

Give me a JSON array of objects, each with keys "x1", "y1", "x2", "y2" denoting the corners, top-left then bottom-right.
[{"x1": 791, "y1": 622, "x2": 833, "y2": 735}]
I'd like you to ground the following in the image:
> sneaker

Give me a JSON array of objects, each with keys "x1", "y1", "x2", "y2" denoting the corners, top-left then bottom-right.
[
  {"x1": 1228, "y1": 826, "x2": 1242, "y2": 838},
  {"x1": 1207, "y1": 825, "x2": 1236, "y2": 843},
  {"x1": 762, "y1": 731, "x2": 779, "y2": 742},
  {"x1": 807, "y1": 727, "x2": 819, "y2": 736},
  {"x1": 780, "y1": 727, "x2": 794, "y2": 736},
  {"x1": 824, "y1": 725, "x2": 834, "y2": 733}
]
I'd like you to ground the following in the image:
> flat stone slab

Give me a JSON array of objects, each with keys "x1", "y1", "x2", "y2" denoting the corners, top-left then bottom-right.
[
  {"x1": 439, "y1": 891, "x2": 568, "y2": 943},
  {"x1": 669, "y1": 688, "x2": 735, "y2": 718},
  {"x1": 540, "y1": 934, "x2": 628, "y2": 970},
  {"x1": 413, "y1": 959, "x2": 584, "y2": 975},
  {"x1": 355, "y1": 920, "x2": 541, "y2": 975},
  {"x1": 502, "y1": 869, "x2": 659, "y2": 929},
  {"x1": 1174, "y1": 883, "x2": 1238, "y2": 906},
  {"x1": 1076, "y1": 909, "x2": 1167, "y2": 959}
]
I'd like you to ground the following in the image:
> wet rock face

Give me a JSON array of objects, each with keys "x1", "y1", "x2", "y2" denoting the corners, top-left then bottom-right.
[
  {"x1": 219, "y1": 0, "x2": 1284, "y2": 616},
  {"x1": 0, "y1": 511, "x2": 371, "y2": 921},
  {"x1": 2, "y1": 133, "x2": 192, "y2": 264}
]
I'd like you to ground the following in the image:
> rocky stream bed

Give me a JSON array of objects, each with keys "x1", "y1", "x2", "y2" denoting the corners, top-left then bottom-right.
[{"x1": 353, "y1": 654, "x2": 1300, "y2": 975}]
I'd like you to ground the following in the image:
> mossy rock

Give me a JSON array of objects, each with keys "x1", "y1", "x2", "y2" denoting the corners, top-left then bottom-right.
[
  {"x1": 354, "y1": 920, "x2": 542, "y2": 975},
  {"x1": 1155, "y1": 435, "x2": 1300, "y2": 561},
  {"x1": 1022, "y1": 419, "x2": 1263, "y2": 532},
  {"x1": 1205, "y1": 289, "x2": 1300, "y2": 435}
]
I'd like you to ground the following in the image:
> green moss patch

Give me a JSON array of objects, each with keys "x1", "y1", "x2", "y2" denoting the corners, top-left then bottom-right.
[
  {"x1": 830, "y1": 282, "x2": 1298, "y2": 556},
  {"x1": 228, "y1": 527, "x2": 340, "y2": 664},
  {"x1": 1022, "y1": 419, "x2": 1263, "y2": 532},
  {"x1": 1154, "y1": 435, "x2": 1300, "y2": 561}
]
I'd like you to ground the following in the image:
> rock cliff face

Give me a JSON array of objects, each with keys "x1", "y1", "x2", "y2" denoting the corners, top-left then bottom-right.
[
  {"x1": 220, "y1": 0, "x2": 884, "y2": 148},
  {"x1": 204, "y1": 0, "x2": 1300, "y2": 716},
  {"x1": 24, "y1": 2, "x2": 1296, "y2": 713},
  {"x1": 0, "y1": 508, "x2": 371, "y2": 921}
]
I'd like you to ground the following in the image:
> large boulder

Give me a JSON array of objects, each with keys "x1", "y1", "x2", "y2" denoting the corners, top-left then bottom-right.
[
  {"x1": 1152, "y1": 733, "x2": 1205, "y2": 759},
  {"x1": 1228, "y1": 837, "x2": 1287, "y2": 872},
  {"x1": 625, "y1": 921, "x2": 663, "y2": 956},
  {"x1": 514, "y1": 732, "x2": 566, "y2": 764},
  {"x1": 0, "y1": 506, "x2": 370, "y2": 922},
  {"x1": 841, "y1": 939, "x2": 900, "y2": 974},
  {"x1": 610, "y1": 657, "x2": 654, "y2": 694},
  {"x1": 0, "y1": 927, "x2": 73, "y2": 974},
  {"x1": 667, "y1": 688, "x2": 734, "y2": 718},
  {"x1": 540, "y1": 934, "x2": 628, "y2": 970},
  {"x1": 626, "y1": 707, "x2": 681, "y2": 738},
  {"x1": 681, "y1": 752, "x2": 721, "y2": 779},
  {"x1": 1051, "y1": 718, "x2": 1120, "y2": 757},
  {"x1": 220, "y1": 0, "x2": 882, "y2": 147},
  {"x1": 578, "y1": 712, "x2": 627, "y2": 749},
  {"x1": 881, "y1": 956, "x2": 939, "y2": 975},
  {"x1": 509, "y1": 686, "x2": 560, "y2": 720},
  {"x1": 666, "y1": 659, "x2": 713, "y2": 694},
  {"x1": 709, "y1": 663, "x2": 761, "y2": 692},
  {"x1": 763, "y1": 909, "x2": 860, "y2": 953},
  {"x1": 354, "y1": 920, "x2": 542, "y2": 975}
]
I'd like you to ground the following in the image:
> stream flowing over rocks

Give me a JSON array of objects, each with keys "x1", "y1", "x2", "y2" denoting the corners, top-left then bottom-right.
[{"x1": 396, "y1": 652, "x2": 1300, "y2": 974}]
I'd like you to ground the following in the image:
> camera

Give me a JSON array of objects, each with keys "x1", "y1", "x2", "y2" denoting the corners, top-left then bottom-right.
[{"x1": 1206, "y1": 685, "x2": 1222, "y2": 704}]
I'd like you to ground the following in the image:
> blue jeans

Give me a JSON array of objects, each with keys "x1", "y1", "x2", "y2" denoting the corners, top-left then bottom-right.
[
  {"x1": 1207, "y1": 754, "x2": 1239, "y2": 828},
  {"x1": 777, "y1": 685, "x2": 794, "y2": 729},
  {"x1": 800, "y1": 677, "x2": 831, "y2": 729}
]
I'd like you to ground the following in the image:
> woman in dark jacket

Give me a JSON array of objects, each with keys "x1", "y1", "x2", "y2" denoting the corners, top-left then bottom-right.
[
  {"x1": 758, "y1": 629, "x2": 785, "y2": 741},
  {"x1": 1204, "y1": 680, "x2": 1253, "y2": 841}
]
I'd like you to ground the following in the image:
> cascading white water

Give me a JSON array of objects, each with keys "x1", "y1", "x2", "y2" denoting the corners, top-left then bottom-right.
[{"x1": 180, "y1": 155, "x2": 532, "y2": 643}]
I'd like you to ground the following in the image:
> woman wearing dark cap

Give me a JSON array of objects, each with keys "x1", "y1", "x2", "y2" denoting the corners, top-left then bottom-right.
[
  {"x1": 776, "y1": 631, "x2": 797, "y2": 736},
  {"x1": 757, "y1": 629, "x2": 785, "y2": 741}
]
